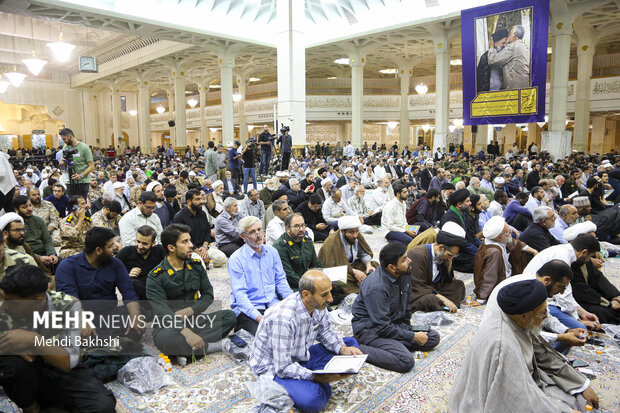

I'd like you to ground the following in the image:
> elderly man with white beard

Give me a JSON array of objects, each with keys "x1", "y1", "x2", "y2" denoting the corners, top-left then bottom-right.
[
  {"x1": 450, "y1": 274, "x2": 599, "y2": 413},
  {"x1": 472, "y1": 216, "x2": 535, "y2": 306}
]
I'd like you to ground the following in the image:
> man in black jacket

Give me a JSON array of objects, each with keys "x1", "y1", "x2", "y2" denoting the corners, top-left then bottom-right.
[
  {"x1": 172, "y1": 189, "x2": 211, "y2": 261},
  {"x1": 294, "y1": 194, "x2": 332, "y2": 242},
  {"x1": 405, "y1": 188, "x2": 440, "y2": 230},
  {"x1": 439, "y1": 188, "x2": 480, "y2": 273},
  {"x1": 418, "y1": 160, "x2": 435, "y2": 192},
  {"x1": 518, "y1": 206, "x2": 560, "y2": 259},
  {"x1": 476, "y1": 28, "x2": 508, "y2": 94},
  {"x1": 525, "y1": 163, "x2": 541, "y2": 191}
]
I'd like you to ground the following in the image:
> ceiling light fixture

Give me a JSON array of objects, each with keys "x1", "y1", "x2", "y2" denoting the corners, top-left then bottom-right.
[
  {"x1": 249, "y1": 77, "x2": 261, "y2": 82},
  {"x1": 379, "y1": 68, "x2": 397, "y2": 74},
  {"x1": 415, "y1": 83, "x2": 428, "y2": 95},
  {"x1": 209, "y1": 84, "x2": 221, "y2": 89},
  {"x1": 450, "y1": 59, "x2": 462, "y2": 66},
  {"x1": 47, "y1": 32, "x2": 76, "y2": 62},
  {"x1": 5, "y1": 66, "x2": 27, "y2": 88},
  {"x1": 129, "y1": 109, "x2": 137, "y2": 116},
  {"x1": 233, "y1": 93, "x2": 242, "y2": 102},
  {"x1": 187, "y1": 98, "x2": 198, "y2": 108},
  {"x1": 453, "y1": 118, "x2": 463, "y2": 128},
  {"x1": 209, "y1": 127, "x2": 218, "y2": 133},
  {"x1": 156, "y1": 105, "x2": 165, "y2": 114},
  {"x1": 449, "y1": 125, "x2": 456, "y2": 133},
  {"x1": 334, "y1": 58, "x2": 350, "y2": 65},
  {"x1": 23, "y1": 21, "x2": 47, "y2": 76},
  {"x1": 327, "y1": 76, "x2": 338, "y2": 79},
  {"x1": 421, "y1": 124, "x2": 431, "y2": 133},
  {"x1": 387, "y1": 121, "x2": 398, "y2": 129},
  {"x1": 0, "y1": 79, "x2": 9, "y2": 93}
]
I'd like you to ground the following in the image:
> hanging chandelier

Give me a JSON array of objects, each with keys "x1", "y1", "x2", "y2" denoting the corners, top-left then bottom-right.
[
  {"x1": 47, "y1": 32, "x2": 76, "y2": 62},
  {"x1": 187, "y1": 98, "x2": 198, "y2": 108},
  {"x1": 5, "y1": 66, "x2": 27, "y2": 88},
  {"x1": 415, "y1": 83, "x2": 428, "y2": 96},
  {"x1": 156, "y1": 105, "x2": 166, "y2": 114}
]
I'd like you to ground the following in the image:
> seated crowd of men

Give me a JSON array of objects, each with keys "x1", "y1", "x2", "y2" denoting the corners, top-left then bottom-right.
[{"x1": 1, "y1": 141, "x2": 619, "y2": 413}]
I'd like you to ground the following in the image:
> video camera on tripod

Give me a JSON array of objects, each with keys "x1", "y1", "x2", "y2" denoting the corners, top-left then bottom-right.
[{"x1": 62, "y1": 147, "x2": 79, "y2": 194}]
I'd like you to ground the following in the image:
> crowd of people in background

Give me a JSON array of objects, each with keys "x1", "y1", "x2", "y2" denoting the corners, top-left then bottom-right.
[{"x1": 0, "y1": 124, "x2": 618, "y2": 412}]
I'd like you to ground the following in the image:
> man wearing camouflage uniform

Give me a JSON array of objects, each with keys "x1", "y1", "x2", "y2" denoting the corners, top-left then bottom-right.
[
  {"x1": 87, "y1": 175, "x2": 103, "y2": 205},
  {"x1": 29, "y1": 187, "x2": 61, "y2": 246},
  {"x1": 59, "y1": 195, "x2": 92, "y2": 259},
  {"x1": 129, "y1": 180, "x2": 146, "y2": 208},
  {"x1": 91, "y1": 200, "x2": 121, "y2": 233},
  {"x1": 0, "y1": 214, "x2": 37, "y2": 280}
]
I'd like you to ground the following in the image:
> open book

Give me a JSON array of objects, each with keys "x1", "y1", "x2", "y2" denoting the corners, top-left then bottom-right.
[
  {"x1": 323, "y1": 265, "x2": 348, "y2": 285},
  {"x1": 312, "y1": 354, "x2": 368, "y2": 374}
]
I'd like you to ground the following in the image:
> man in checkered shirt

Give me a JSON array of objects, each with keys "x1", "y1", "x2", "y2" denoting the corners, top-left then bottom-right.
[{"x1": 249, "y1": 270, "x2": 363, "y2": 413}]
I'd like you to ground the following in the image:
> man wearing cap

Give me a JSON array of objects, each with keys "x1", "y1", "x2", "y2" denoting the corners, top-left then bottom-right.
[
  {"x1": 112, "y1": 181, "x2": 130, "y2": 215},
  {"x1": 352, "y1": 242, "x2": 440, "y2": 373},
  {"x1": 450, "y1": 277, "x2": 598, "y2": 412},
  {"x1": 440, "y1": 188, "x2": 480, "y2": 273},
  {"x1": 519, "y1": 206, "x2": 560, "y2": 255},
  {"x1": 336, "y1": 167, "x2": 354, "y2": 188},
  {"x1": 473, "y1": 216, "x2": 532, "y2": 305},
  {"x1": 408, "y1": 222, "x2": 468, "y2": 312},
  {"x1": 59, "y1": 195, "x2": 93, "y2": 259},
  {"x1": 0, "y1": 213, "x2": 37, "y2": 280},
  {"x1": 318, "y1": 215, "x2": 377, "y2": 295},
  {"x1": 476, "y1": 28, "x2": 508, "y2": 93}
]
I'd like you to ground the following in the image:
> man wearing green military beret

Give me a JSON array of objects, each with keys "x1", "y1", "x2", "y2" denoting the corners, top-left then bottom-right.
[{"x1": 146, "y1": 223, "x2": 236, "y2": 360}]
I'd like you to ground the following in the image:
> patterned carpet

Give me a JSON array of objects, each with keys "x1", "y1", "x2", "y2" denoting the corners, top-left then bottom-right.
[{"x1": 1, "y1": 230, "x2": 619, "y2": 412}]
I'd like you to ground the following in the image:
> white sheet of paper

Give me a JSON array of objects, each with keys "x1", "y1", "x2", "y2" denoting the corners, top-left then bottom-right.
[
  {"x1": 323, "y1": 265, "x2": 348, "y2": 285},
  {"x1": 312, "y1": 354, "x2": 368, "y2": 374}
]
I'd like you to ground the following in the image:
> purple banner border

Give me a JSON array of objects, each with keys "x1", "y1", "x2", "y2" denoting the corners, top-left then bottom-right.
[{"x1": 461, "y1": 0, "x2": 550, "y2": 125}]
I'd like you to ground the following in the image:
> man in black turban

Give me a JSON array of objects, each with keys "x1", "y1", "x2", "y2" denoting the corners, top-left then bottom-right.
[
  {"x1": 408, "y1": 221, "x2": 468, "y2": 312},
  {"x1": 440, "y1": 188, "x2": 481, "y2": 272},
  {"x1": 476, "y1": 27, "x2": 509, "y2": 93}
]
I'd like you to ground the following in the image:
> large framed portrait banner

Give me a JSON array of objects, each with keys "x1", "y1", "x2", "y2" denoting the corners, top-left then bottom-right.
[{"x1": 461, "y1": 0, "x2": 549, "y2": 125}]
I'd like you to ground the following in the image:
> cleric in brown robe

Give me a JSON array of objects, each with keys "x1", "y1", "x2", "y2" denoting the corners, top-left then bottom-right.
[
  {"x1": 407, "y1": 221, "x2": 468, "y2": 312},
  {"x1": 473, "y1": 216, "x2": 532, "y2": 306},
  {"x1": 318, "y1": 215, "x2": 378, "y2": 296}
]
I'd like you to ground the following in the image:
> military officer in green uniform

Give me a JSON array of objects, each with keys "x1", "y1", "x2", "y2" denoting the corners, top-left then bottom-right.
[
  {"x1": 0, "y1": 213, "x2": 38, "y2": 280},
  {"x1": 273, "y1": 213, "x2": 323, "y2": 291},
  {"x1": 59, "y1": 195, "x2": 93, "y2": 259},
  {"x1": 146, "y1": 223, "x2": 236, "y2": 360}
]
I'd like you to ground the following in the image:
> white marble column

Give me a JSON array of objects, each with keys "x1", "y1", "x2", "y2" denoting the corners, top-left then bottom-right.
[
  {"x1": 573, "y1": 21, "x2": 596, "y2": 152},
  {"x1": 276, "y1": 0, "x2": 307, "y2": 146},
  {"x1": 166, "y1": 88, "x2": 175, "y2": 145},
  {"x1": 199, "y1": 83, "x2": 207, "y2": 144},
  {"x1": 350, "y1": 55, "x2": 366, "y2": 148},
  {"x1": 399, "y1": 68, "x2": 412, "y2": 149},
  {"x1": 433, "y1": 38, "x2": 450, "y2": 153},
  {"x1": 236, "y1": 76, "x2": 248, "y2": 142},
  {"x1": 219, "y1": 57, "x2": 235, "y2": 145},
  {"x1": 138, "y1": 80, "x2": 151, "y2": 153},
  {"x1": 173, "y1": 70, "x2": 186, "y2": 147},
  {"x1": 111, "y1": 86, "x2": 122, "y2": 148}
]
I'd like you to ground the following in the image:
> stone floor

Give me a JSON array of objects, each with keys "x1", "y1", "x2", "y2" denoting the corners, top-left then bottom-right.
[{"x1": 1, "y1": 228, "x2": 619, "y2": 412}]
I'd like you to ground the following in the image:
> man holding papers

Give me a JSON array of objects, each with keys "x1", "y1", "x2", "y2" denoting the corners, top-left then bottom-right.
[
  {"x1": 250, "y1": 270, "x2": 363, "y2": 413},
  {"x1": 352, "y1": 242, "x2": 440, "y2": 372}
]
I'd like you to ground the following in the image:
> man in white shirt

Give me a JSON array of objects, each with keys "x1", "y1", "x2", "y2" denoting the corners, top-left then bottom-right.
[
  {"x1": 321, "y1": 189, "x2": 358, "y2": 227},
  {"x1": 344, "y1": 141, "x2": 355, "y2": 157},
  {"x1": 382, "y1": 182, "x2": 416, "y2": 245},
  {"x1": 265, "y1": 200, "x2": 291, "y2": 245},
  {"x1": 119, "y1": 191, "x2": 163, "y2": 246},
  {"x1": 367, "y1": 178, "x2": 390, "y2": 213},
  {"x1": 374, "y1": 160, "x2": 387, "y2": 180},
  {"x1": 523, "y1": 234, "x2": 601, "y2": 347},
  {"x1": 487, "y1": 189, "x2": 508, "y2": 217}
]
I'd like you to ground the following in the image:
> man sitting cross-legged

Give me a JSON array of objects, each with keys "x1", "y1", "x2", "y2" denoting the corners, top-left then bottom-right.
[
  {"x1": 407, "y1": 222, "x2": 468, "y2": 313},
  {"x1": 0, "y1": 265, "x2": 117, "y2": 413},
  {"x1": 146, "y1": 223, "x2": 236, "y2": 359},
  {"x1": 351, "y1": 242, "x2": 440, "y2": 373},
  {"x1": 249, "y1": 270, "x2": 363, "y2": 413}
]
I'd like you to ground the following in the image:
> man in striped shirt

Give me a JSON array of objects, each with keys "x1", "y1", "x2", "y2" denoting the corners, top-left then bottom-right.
[{"x1": 249, "y1": 270, "x2": 362, "y2": 413}]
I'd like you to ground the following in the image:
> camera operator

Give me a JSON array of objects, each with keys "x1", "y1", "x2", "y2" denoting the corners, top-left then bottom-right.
[
  {"x1": 277, "y1": 125, "x2": 292, "y2": 171},
  {"x1": 58, "y1": 128, "x2": 94, "y2": 199},
  {"x1": 258, "y1": 125, "x2": 274, "y2": 177},
  {"x1": 242, "y1": 137, "x2": 258, "y2": 193}
]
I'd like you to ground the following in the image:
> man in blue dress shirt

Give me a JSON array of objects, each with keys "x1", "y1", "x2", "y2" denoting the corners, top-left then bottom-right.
[{"x1": 227, "y1": 215, "x2": 293, "y2": 335}]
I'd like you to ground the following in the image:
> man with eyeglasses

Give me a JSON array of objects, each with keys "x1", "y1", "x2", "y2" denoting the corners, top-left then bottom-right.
[
  {"x1": 407, "y1": 222, "x2": 468, "y2": 313},
  {"x1": 273, "y1": 213, "x2": 323, "y2": 290},
  {"x1": 264, "y1": 200, "x2": 291, "y2": 246},
  {"x1": 450, "y1": 273, "x2": 599, "y2": 412},
  {"x1": 119, "y1": 191, "x2": 163, "y2": 247},
  {"x1": 228, "y1": 216, "x2": 293, "y2": 335}
]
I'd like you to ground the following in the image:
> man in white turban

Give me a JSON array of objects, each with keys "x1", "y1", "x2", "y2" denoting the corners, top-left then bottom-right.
[
  {"x1": 472, "y1": 216, "x2": 537, "y2": 306},
  {"x1": 317, "y1": 215, "x2": 378, "y2": 297}
]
